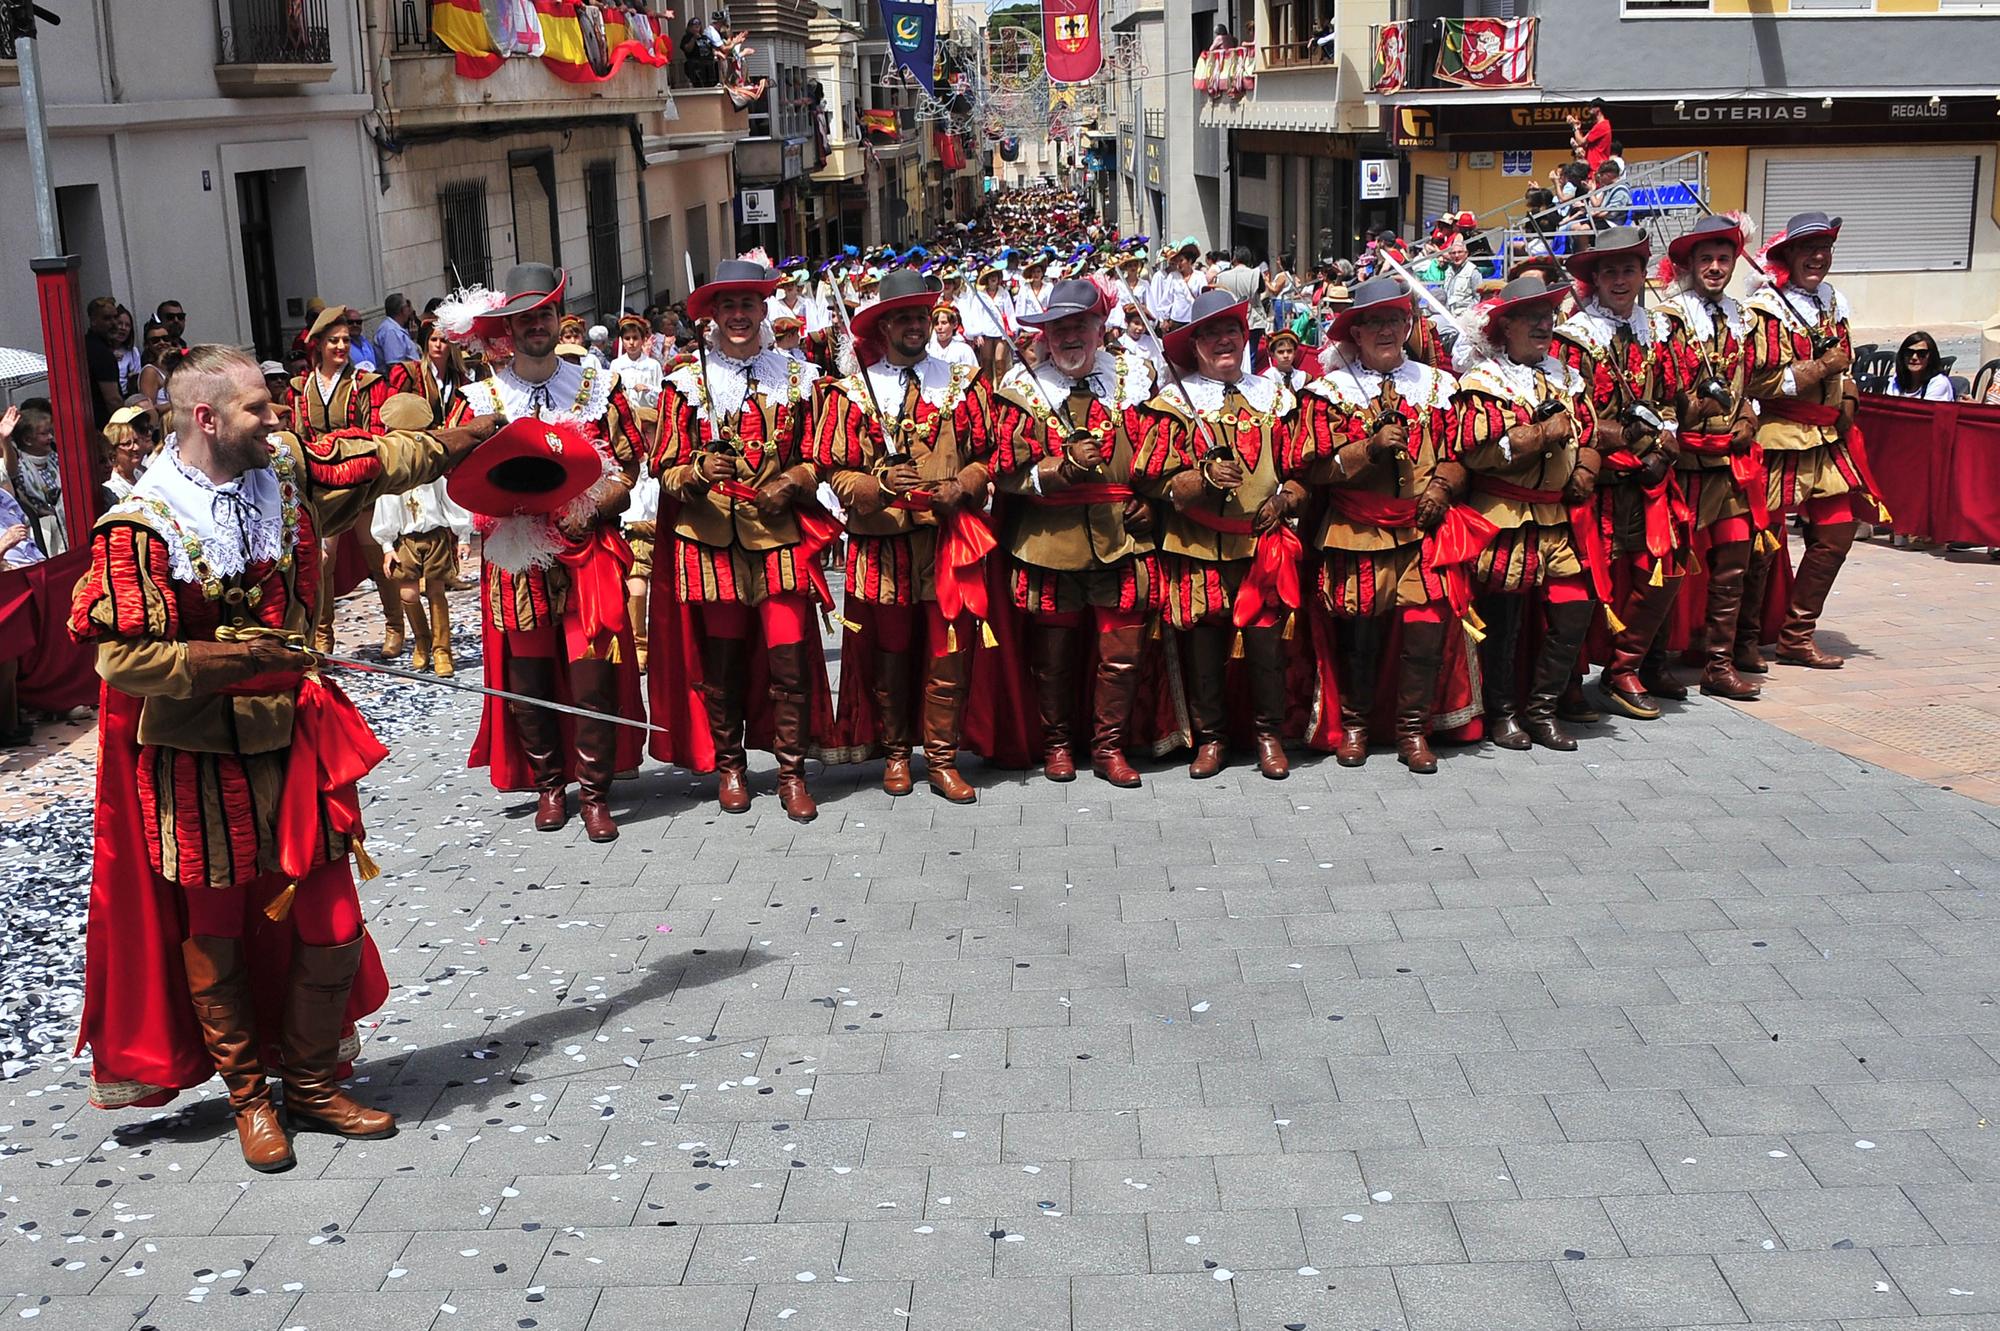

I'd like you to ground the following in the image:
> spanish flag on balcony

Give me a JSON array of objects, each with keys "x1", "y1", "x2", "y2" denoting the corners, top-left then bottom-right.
[
  {"x1": 432, "y1": 0, "x2": 505, "y2": 79},
  {"x1": 862, "y1": 108, "x2": 900, "y2": 143},
  {"x1": 602, "y1": 7, "x2": 669, "y2": 72},
  {"x1": 534, "y1": 1, "x2": 597, "y2": 82}
]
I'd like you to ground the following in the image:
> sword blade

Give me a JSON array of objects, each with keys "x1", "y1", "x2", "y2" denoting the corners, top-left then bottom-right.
[{"x1": 300, "y1": 648, "x2": 671, "y2": 737}]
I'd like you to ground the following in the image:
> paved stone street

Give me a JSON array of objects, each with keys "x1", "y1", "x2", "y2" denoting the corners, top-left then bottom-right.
[{"x1": 5, "y1": 539, "x2": 2000, "y2": 1331}]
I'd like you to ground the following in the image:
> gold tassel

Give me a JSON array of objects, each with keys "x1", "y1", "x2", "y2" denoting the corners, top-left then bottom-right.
[
  {"x1": 1756, "y1": 528, "x2": 1781, "y2": 556},
  {"x1": 350, "y1": 835, "x2": 381, "y2": 883},
  {"x1": 1282, "y1": 612, "x2": 1296, "y2": 641},
  {"x1": 1875, "y1": 501, "x2": 1894, "y2": 525},
  {"x1": 1460, "y1": 605, "x2": 1488, "y2": 644},
  {"x1": 606, "y1": 637, "x2": 622, "y2": 665},
  {"x1": 1603, "y1": 606, "x2": 1627, "y2": 634},
  {"x1": 1648, "y1": 562, "x2": 1665, "y2": 588},
  {"x1": 980, "y1": 619, "x2": 998, "y2": 648},
  {"x1": 264, "y1": 881, "x2": 297, "y2": 923},
  {"x1": 946, "y1": 623, "x2": 958, "y2": 652},
  {"x1": 840, "y1": 615, "x2": 863, "y2": 633},
  {"x1": 1229, "y1": 631, "x2": 1245, "y2": 660}
]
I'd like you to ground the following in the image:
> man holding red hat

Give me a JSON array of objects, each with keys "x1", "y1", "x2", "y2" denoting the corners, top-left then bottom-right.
[
  {"x1": 812, "y1": 268, "x2": 997, "y2": 803},
  {"x1": 1552, "y1": 225, "x2": 1690, "y2": 721},
  {"x1": 991, "y1": 278, "x2": 1160, "y2": 787},
  {"x1": 1743, "y1": 211, "x2": 1879, "y2": 670},
  {"x1": 69, "y1": 344, "x2": 499, "y2": 1170},
  {"x1": 1451, "y1": 274, "x2": 1604, "y2": 753},
  {"x1": 649, "y1": 258, "x2": 831, "y2": 823},
  {"x1": 1660, "y1": 213, "x2": 1766, "y2": 701},
  {"x1": 1288, "y1": 277, "x2": 1478, "y2": 774},
  {"x1": 447, "y1": 262, "x2": 648, "y2": 843},
  {"x1": 1134, "y1": 288, "x2": 1304, "y2": 780}
]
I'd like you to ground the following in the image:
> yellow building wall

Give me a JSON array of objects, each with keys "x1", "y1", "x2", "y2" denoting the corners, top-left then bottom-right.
[{"x1": 1406, "y1": 145, "x2": 1750, "y2": 225}]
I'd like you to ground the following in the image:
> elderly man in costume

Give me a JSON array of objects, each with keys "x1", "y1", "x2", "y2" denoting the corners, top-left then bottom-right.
[
  {"x1": 1134, "y1": 288, "x2": 1303, "y2": 780},
  {"x1": 444, "y1": 263, "x2": 648, "y2": 843},
  {"x1": 1450, "y1": 275, "x2": 1604, "y2": 753},
  {"x1": 813, "y1": 268, "x2": 997, "y2": 803},
  {"x1": 1660, "y1": 213, "x2": 1767, "y2": 700},
  {"x1": 1742, "y1": 211, "x2": 1881, "y2": 671},
  {"x1": 1552, "y1": 226, "x2": 1688, "y2": 721},
  {"x1": 650, "y1": 259, "x2": 832, "y2": 822},
  {"x1": 1288, "y1": 277, "x2": 1480, "y2": 773},
  {"x1": 70, "y1": 344, "x2": 498, "y2": 1170},
  {"x1": 991, "y1": 278, "x2": 1159, "y2": 787}
]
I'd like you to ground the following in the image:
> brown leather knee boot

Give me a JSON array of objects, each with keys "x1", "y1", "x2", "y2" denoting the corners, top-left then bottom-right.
[
  {"x1": 1090, "y1": 621, "x2": 1145, "y2": 788},
  {"x1": 1333, "y1": 616, "x2": 1381, "y2": 767},
  {"x1": 1777, "y1": 521, "x2": 1857, "y2": 669},
  {"x1": 1243, "y1": 625, "x2": 1290, "y2": 780},
  {"x1": 504, "y1": 656, "x2": 567, "y2": 830},
  {"x1": 699, "y1": 636, "x2": 750, "y2": 813},
  {"x1": 1699, "y1": 540, "x2": 1760, "y2": 699},
  {"x1": 922, "y1": 647, "x2": 976, "y2": 803},
  {"x1": 1395, "y1": 618, "x2": 1447, "y2": 774},
  {"x1": 570, "y1": 658, "x2": 619, "y2": 842},
  {"x1": 279, "y1": 937, "x2": 395, "y2": 1140},
  {"x1": 1599, "y1": 574, "x2": 1684, "y2": 721},
  {"x1": 872, "y1": 648, "x2": 914, "y2": 795},
  {"x1": 1032, "y1": 623, "x2": 1080, "y2": 782},
  {"x1": 182, "y1": 936, "x2": 294, "y2": 1172},
  {"x1": 767, "y1": 641, "x2": 818, "y2": 823},
  {"x1": 1524, "y1": 600, "x2": 1594, "y2": 752},
  {"x1": 1184, "y1": 625, "x2": 1231, "y2": 778}
]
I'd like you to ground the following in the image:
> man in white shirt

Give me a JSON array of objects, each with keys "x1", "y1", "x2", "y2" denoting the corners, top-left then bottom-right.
[{"x1": 1149, "y1": 239, "x2": 1204, "y2": 329}]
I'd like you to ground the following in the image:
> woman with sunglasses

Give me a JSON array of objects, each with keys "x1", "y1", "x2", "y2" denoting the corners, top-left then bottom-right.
[
  {"x1": 134, "y1": 319, "x2": 179, "y2": 432},
  {"x1": 1885, "y1": 331, "x2": 1956, "y2": 402}
]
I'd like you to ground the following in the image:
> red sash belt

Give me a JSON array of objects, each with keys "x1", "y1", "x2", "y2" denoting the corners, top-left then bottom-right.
[
  {"x1": 277, "y1": 673, "x2": 387, "y2": 889},
  {"x1": 933, "y1": 506, "x2": 996, "y2": 625},
  {"x1": 1680, "y1": 430, "x2": 1772, "y2": 531},
  {"x1": 1035, "y1": 482, "x2": 1136, "y2": 507},
  {"x1": 713, "y1": 478, "x2": 843, "y2": 608},
  {"x1": 554, "y1": 525, "x2": 633, "y2": 660},
  {"x1": 1176, "y1": 503, "x2": 1301, "y2": 628},
  {"x1": 1763, "y1": 398, "x2": 1889, "y2": 521},
  {"x1": 1322, "y1": 489, "x2": 1496, "y2": 620},
  {"x1": 1475, "y1": 476, "x2": 1613, "y2": 604},
  {"x1": 1602, "y1": 449, "x2": 1691, "y2": 569}
]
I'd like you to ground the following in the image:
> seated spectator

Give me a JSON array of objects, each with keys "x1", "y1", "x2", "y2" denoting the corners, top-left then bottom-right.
[
  {"x1": 1589, "y1": 161, "x2": 1631, "y2": 231},
  {"x1": 1885, "y1": 331, "x2": 1956, "y2": 401},
  {"x1": 0, "y1": 400, "x2": 65, "y2": 556}
]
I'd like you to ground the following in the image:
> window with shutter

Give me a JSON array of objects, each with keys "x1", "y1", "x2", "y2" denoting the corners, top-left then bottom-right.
[{"x1": 1760, "y1": 155, "x2": 1978, "y2": 274}]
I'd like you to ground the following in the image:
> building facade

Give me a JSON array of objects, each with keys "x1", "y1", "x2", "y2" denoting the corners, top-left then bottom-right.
[
  {"x1": 1370, "y1": 0, "x2": 2000, "y2": 322},
  {"x1": 0, "y1": 0, "x2": 381, "y2": 358}
]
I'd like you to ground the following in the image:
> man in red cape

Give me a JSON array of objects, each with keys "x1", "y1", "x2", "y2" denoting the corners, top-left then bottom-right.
[
  {"x1": 69, "y1": 344, "x2": 497, "y2": 1171},
  {"x1": 447, "y1": 263, "x2": 648, "y2": 842},
  {"x1": 811, "y1": 268, "x2": 1020, "y2": 801},
  {"x1": 1133, "y1": 289, "x2": 1307, "y2": 781},
  {"x1": 989, "y1": 278, "x2": 1163, "y2": 787},
  {"x1": 1742, "y1": 211, "x2": 1884, "y2": 671},
  {"x1": 1287, "y1": 277, "x2": 1489, "y2": 773},
  {"x1": 645, "y1": 258, "x2": 836, "y2": 821}
]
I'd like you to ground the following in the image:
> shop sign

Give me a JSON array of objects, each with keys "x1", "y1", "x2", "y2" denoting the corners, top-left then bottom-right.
[
  {"x1": 739, "y1": 188, "x2": 778, "y2": 226},
  {"x1": 1360, "y1": 159, "x2": 1399, "y2": 200},
  {"x1": 1652, "y1": 100, "x2": 1829, "y2": 126}
]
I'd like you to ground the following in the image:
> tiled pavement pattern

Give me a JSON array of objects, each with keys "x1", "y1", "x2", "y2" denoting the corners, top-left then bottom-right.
[
  {"x1": 6, "y1": 663, "x2": 2000, "y2": 1331},
  {"x1": 1738, "y1": 537, "x2": 2000, "y2": 807},
  {"x1": 8, "y1": 534, "x2": 2000, "y2": 1331}
]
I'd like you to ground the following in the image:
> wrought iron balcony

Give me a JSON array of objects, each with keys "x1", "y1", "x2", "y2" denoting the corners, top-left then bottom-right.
[{"x1": 215, "y1": 0, "x2": 336, "y2": 91}]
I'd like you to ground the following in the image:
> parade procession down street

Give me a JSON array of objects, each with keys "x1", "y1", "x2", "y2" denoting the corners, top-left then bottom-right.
[{"x1": 5, "y1": 0, "x2": 2000, "y2": 1328}]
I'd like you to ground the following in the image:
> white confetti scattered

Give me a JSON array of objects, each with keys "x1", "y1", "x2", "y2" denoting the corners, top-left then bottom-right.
[
  {"x1": 1184, "y1": 1235, "x2": 1201, "y2": 1245},
  {"x1": 1371, "y1": 1191, "x2": 1393, "y2": 1202},
  {"x1": 1190, "y1": 1001, "x2": 1211, "y2": 1013},
  {"x1": 1298, "y1": 1267, "x2": 1319, "y2": 1276},
  {"x1": 1212, "y1": 1268, "x2": 1234, "y2": 1281},
  {"x1": 795, "y1": 1272, "x2": 817, "y2": 1282},
  {"x1": 1342, "y1": 1214, "x2": 1365, "y2": 1223},
  {"x1": 1855, "y1": 1140, "x2": 1876, "y2": 1150}
]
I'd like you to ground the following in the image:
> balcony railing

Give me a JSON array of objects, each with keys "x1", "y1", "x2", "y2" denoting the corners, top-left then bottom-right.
[{"x1": 217, "y1": 0, "x2": 333, "y2": 65}]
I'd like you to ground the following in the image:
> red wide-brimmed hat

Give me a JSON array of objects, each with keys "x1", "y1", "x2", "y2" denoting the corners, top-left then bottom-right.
[
  {"x1": 447, "y1": 417, "x2": 602, "y2": 518},
  {"x1": 687, "y1": 259, "x2": 782, "y2": 322},
  {"x1": 1162, "y1": 289, "x2": 1250, "y2": 370},
  {"x1": 1471, "y1": 274, "x2": 1569, "y2": 345},
  {"x1": 1666, "y1": 213, "x2": 1747, "y2": 268}
]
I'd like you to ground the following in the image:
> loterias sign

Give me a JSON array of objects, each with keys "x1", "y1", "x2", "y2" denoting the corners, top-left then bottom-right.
[{"x1": 1652, "y1": 101, "x2": 1830, "y2": 126}]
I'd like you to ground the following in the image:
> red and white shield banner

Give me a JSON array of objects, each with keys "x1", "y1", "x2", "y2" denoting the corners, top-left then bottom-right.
[{"x1": 1041, "y1": 0, "x2": 1104, "y2": 84}]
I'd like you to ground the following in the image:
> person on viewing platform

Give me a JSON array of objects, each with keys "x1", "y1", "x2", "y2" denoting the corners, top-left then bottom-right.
[{"x1": 1885, "y1": 332, "x2": 1956, "y2": 402}]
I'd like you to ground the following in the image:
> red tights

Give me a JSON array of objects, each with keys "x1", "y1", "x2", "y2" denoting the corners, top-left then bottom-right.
[{"x1": 184, "y1": 859, "x2": 362, "y2": 946}]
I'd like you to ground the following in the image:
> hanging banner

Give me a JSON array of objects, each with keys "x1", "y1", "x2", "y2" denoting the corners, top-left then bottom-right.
[
  {"x1": 1370, "y1": 21, "x2": 1407, "y2": 95},
  {"x1": 880, "y1": 0, "x2": 939, "y2": 94},
  {"x1": 1040, "y1": 0, "x2": 1104, "y2": 85},
  {"x1": 1433, "y1": 16, "x2": 1536, "y2": 90},
  {"x1": 434, "y1": 0, "x2": 506, "y2": 78}
]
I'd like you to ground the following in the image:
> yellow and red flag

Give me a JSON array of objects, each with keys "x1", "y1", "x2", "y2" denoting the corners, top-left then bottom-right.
[{"x1": 432, "y1": 0, "x2": 504, "y2": 79}]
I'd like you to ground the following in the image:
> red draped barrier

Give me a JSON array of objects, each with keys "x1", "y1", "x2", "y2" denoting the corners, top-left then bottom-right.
[
  {"x1": 1856, "y1": 394, "x2": 2000, "y2": 544},
  {"x1": 1, "y1": 549, "x2": 97, "y2": 712}
]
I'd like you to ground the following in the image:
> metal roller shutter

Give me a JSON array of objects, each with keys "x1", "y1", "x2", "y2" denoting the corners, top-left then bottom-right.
[
  {"x1": 1760, "y1": 155, "x2": 1978, "y2": 274},
  {"x1": 1418, "y1": 174, "x2": 1451, "y2": 232}
]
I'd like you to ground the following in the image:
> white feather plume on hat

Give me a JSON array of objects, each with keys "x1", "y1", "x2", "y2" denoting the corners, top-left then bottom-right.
[{"x1": 434, "y1": 285, "x2": 509, "y2": 351}]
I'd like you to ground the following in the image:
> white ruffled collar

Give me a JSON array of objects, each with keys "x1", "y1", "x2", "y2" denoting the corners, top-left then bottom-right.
[
  {"x1": 1669, "y1": 290, "x2": 1747, "y2": 344},
  {"x1": 124, "y1": 437, "x2": 290, "y2": 584},
  {"x1": 1008, "y1": 350, "x2": 1154, "y2": 413},
  {"x1": 1306, "y1": 351, "x2": 1453, "y2": 411},
  {"x1": 1467, "y1": 354, "x2": 1579, "y2": 406},
  {"x1": 1159, "y1": 370, "x2": 1286, "y2": 416},
  {"x1": 476, "y1": 360, "x2": 614, "y2": 426}
]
